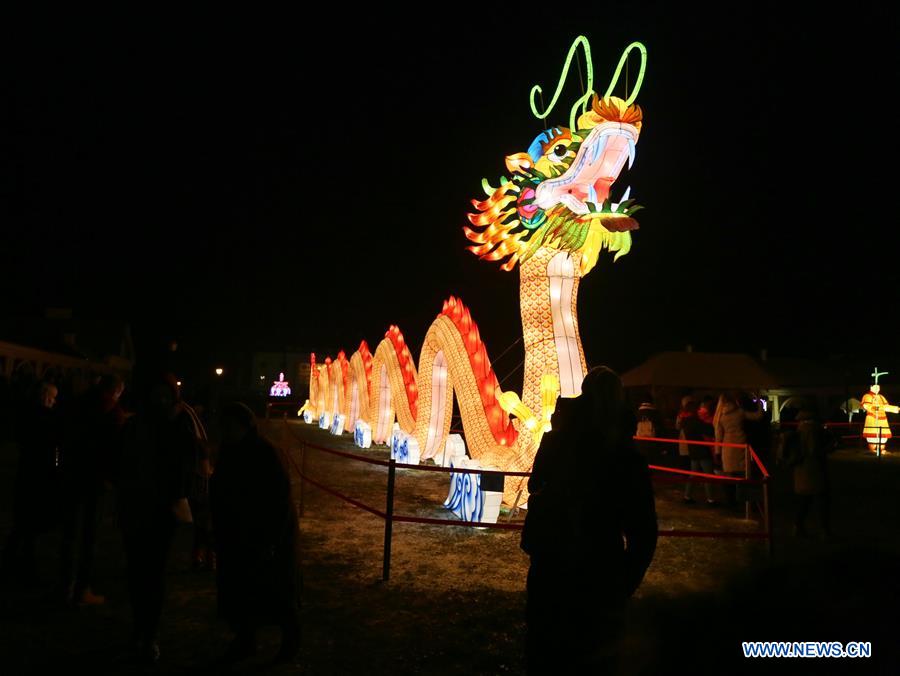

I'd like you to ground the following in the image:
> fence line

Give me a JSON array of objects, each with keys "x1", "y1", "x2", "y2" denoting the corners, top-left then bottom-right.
[{"x1": 280, "y1": 420, "x2": 772, "y2": 581}]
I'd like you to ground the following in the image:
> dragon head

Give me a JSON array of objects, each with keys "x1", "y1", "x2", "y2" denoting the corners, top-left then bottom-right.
[{"x1": 465, "y1": 39, "x2": 646, "y2": 274}]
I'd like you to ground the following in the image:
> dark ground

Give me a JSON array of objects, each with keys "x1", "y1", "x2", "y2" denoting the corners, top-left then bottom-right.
[{"x1": 1, "y1": 420, "x2": 898, "y2": 674}]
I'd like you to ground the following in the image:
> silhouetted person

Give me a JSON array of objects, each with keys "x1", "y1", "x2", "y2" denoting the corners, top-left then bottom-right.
[
  {"x1": 675, "y1": 395, "x2": 696, "y2": 470},
  {"x1": 58, "y1": 374, "x2": 125, "y2": 605},
  {"x1": 178, "y1": 400, "x2": 214, "y2": 570},
  {"x1": 785, "y1": 408, "x2": 836, "y2": 537},
  {"x1": 211, "y1": 402, "x2": 300, "y2": 665},
  {"x1": 741, "y1": 392, "x2": 773, "y2": 468},
  {"x1": 680, "y1": 400, "x2": 717, "y2": 505},
  {"x1": 635, "y1": 399, "x2": 662, "y2": 461},
  {"x1": 2, "y1": 382, "x2": 62, "y2": 582},
  {"x1": 714, "y1": 392, "x2": 764, "y2": 506},
  {"x1": 521, "y1": 367, "x2": 657, "y2": 674},
  {"x1": 116, "y1": 374, "x2": 199, "y2": 664}
]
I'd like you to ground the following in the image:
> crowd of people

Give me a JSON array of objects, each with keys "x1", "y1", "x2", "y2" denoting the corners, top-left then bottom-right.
[
  {"x1": 2, "y1": 366, "x2": 839, "y2": 672},
  {"x1": 637, "y1": 390, "x2": 836, "y2": 535},
  {"x1": 0, "y1": 371, "x2": 300, "y2": 666}
]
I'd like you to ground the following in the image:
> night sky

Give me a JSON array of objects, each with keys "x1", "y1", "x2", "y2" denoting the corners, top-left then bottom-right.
[{"x1": 3, "y1": 6, "x2": 899, "y2": 379}]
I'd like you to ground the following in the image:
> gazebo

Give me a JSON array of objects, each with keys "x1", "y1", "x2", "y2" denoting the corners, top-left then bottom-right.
[{"x1": 620, "y1": 351, "x2": 780, "y2": 422}]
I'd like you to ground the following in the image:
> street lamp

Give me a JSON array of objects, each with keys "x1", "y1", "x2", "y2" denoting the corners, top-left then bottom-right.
[{"x1": 215, "y1": 367, "x2": 224, "y2": 376}]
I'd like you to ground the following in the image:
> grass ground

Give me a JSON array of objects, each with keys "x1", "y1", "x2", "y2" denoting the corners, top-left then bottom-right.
[{"x1": 1, "y1": 421, "x2": 898, "y2": 674}]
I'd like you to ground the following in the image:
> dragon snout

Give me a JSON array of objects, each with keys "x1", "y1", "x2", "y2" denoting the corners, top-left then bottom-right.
[
  {"x1": 505, "y1": 153, "x2": 533, "y2": 174},
  {"x1": 534, "y1": 122, "x2": 639, "y2": 215}
]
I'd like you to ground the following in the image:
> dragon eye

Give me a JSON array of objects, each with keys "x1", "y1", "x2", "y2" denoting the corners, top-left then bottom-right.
[{"x1": 550, "y1": 144, "x2": 569, "y2": 161}]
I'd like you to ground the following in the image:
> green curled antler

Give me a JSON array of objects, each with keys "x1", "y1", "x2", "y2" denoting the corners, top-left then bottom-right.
[
  {"x1": 603, "y1": 41, "x2": 647, "y2": 106},
  {"x1": 529, "y1": 35, "x2": 594, "y2": 131}
]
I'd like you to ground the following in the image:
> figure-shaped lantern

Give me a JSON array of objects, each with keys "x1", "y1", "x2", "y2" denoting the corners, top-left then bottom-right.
[
  {"x1": 861, "y1": 368, "x2": 898, "y2": 455},
  {"x1": 269, "y1": 372, "x2": 292, "y2": 397}
]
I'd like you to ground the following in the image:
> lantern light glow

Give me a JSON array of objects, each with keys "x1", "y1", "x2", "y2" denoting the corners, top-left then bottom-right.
[{"x1": 301, "y1": 37, "x2": 646, "y2": 507}]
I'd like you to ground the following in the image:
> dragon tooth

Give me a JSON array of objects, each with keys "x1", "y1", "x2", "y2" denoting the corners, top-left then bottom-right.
[
  {"x1": 588, "y1": 184, "x2": 598, "y2": 205},
  {"x1": 627, "y1": 139, "x2": 636, "y2": 169},
  {"x1": 591, "y1": 134, "x2": 609, "y2": 165},
  {"x1": 621, "y1": 185, "x2": 631, "y2": 202}
]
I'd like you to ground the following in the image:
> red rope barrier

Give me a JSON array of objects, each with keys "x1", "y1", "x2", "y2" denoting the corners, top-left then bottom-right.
[
  {"x1": 748, "y1": 447, "x2": 770, "y2": 479},
  {"x1": 634, "y1": 435, "x2": 745, "y2": 449},
  {"x1": 282, "y1": 422, "x2": 771, "y2": 544},
  {"x1": 636, "y1": 435, "x2": 770, "y2": 478},
  {"x1": 391, "y1": 514, "x2": 525, "y2": 530},
  {"x1": 296, "y1": 441, "x2": 392, "y2": 467},
  {"x1": 290, "y1": 427, "x2": 763, "y2": 482},
  {"x1": 294, "y1": 434, "x2": 530, "y2": 477},
  {"x1": 285, "y1": 454, "x2": 388, "y2": 519},
  {"x1": 392, "y1": 462, "x2": 531, "y2": 477},
  {"x1": 647, "y1": 464, "x2": 763, "y2": 484},
  {"x1": 779, "y1": 421, "x2": 899, "y2": 429},
  {"x1": 659, "y1": 530, "x2": 769, "y2": 539}
]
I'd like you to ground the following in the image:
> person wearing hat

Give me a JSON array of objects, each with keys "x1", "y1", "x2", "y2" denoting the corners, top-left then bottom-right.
[
  {"x1": 210, "y1": 402, "x2": 300, "y2": 665},
  {"x1": 635, "y1": 400, "x2": 663, "y2": 461}
]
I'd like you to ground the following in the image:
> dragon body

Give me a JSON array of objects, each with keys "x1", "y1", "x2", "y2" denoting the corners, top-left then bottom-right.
[{"x1": 303, "y1": 39, "x2": 647, "y2": 506}]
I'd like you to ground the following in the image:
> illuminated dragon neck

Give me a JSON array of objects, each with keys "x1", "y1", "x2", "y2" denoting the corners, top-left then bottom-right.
[{"x1": 518, "y1": 247, "x2": 586, "y2": 414}]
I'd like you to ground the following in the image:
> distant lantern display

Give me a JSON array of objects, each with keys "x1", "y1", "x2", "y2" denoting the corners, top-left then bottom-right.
[
  {"x1": 270, "y1": 372, "x2": 292, "y2": 398},
  {"x1": 299, "y1": 37, "x2": 647, "y2": 507},
  {"x1": 862, "y1": 368, "x2": 898, "y2": 455}
]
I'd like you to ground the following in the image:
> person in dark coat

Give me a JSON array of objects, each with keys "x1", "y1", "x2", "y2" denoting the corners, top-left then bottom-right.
[
  {"x1": 1, "y1": 382, "x2": 62, "y2": 582},
  {"x1": 210, "y1": 402, "x2": 300, "y2": 665},
  {"x1": 58, "y1": 374, "x2": 125, "y2": 605},
  {"x1": 521, "y1": 366, "x2": 658, "y2": 674},
  {"x1": 116, "y1": 374, "x2": 199, "y2": 665},
  {"x1": 680, "y1": 400, "x2": 717, "y2": 504},
  {"x1": 784, "y1": 408, "x2": 836, "y2": 537}
]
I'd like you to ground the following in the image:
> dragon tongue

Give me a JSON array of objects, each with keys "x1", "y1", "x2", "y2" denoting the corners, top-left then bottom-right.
[{"x1": 599, "y1": 214, "x2": 639, "y2": 232}]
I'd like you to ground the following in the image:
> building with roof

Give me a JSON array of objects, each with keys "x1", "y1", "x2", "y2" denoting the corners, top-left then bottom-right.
[{"x1": 621, "y1": 350, "x2": 891, "y2": 422}]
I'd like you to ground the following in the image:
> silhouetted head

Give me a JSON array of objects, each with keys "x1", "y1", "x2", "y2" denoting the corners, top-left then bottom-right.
[
  {"x1": 146, "y1": 373, "x2": 179, "y2": 420},
  {"x1": 579, "y1": 366, "x2": 635, "y2": 450},
  {"x1": 39, "y1": 382, "x2": 58, "y2": 409},
  {"x1": 797, "y1": 406, "x2": 819, "y2": 423},
  {"x1": 98, "y1": 373, "x2": 124, "y2": 399},
  {"x1": 718, "y1": 391, "x2": 738, "y2": 413},
  {"x1": 581, "y1": 366, "x2": 625, "y2": 418},
  {"x1": 220, "y1": 401, "x2": 257, "y2": 446}
]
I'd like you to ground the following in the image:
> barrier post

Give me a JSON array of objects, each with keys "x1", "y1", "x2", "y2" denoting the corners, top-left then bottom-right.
[
  {"x1": 382, "y1": 458, "x2": 396, "y2": 582},
  {"x1": 763, "y1": 477, "x2": 773, "y2": 556},
  {"x1": 744, "y1": 445, "x2": 751, "y2": 520}
]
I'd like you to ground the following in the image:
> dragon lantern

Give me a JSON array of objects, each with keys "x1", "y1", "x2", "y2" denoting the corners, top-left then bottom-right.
[{"x1": 303, "y1": 37, "x2": 648, "y2": 507}]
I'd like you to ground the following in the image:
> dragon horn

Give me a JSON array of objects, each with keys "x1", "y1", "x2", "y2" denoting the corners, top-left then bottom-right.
[
  {"x1": 602, "y1": 42, "x2": 648, "y2": 107},
  {"x1": 529, "y1": 35, "x2": 595, "y2": 131}
]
